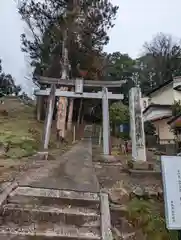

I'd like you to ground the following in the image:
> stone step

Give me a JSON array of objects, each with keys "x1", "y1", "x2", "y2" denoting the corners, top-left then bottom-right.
[
  {"x1": 0, "y1": 223, "x2": 101, "y2": 239},
  {"x1": 8, "y1": 187, "x2": 100, "y2": 209},
  {"x1": 1, "y1": 203, "x2": 100, "y2": 227}
]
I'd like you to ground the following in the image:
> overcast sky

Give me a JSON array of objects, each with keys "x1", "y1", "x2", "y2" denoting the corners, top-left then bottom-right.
[{"x1": 0, "y1": 0, "x2": 181, "y2": 93}]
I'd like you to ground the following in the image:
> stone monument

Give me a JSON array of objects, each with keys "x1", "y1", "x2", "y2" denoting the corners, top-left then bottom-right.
[{"x1": 129, "y1": 87, "x2": 146, "y2": 161}]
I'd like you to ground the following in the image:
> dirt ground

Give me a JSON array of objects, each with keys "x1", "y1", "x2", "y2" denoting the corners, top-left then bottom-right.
[
  {"x1": 92, "y1": 146, "x2": 161, "y2": 189},
  {"x1": 0, "y1": 143, "x2": 74, "y2": 184}
]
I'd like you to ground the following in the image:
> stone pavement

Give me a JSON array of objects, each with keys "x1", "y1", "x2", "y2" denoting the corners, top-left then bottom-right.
[{"x1": 19, "y1": 139, "x2": 100, "y2": 193}]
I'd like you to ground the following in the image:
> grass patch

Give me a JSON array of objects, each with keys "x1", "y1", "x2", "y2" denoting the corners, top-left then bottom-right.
[
  {"x1": 0, "y1": 98, "x2": 46, "y2": 159},
  {"x1": 127, "y1": 198, "x2": 178, "y2": 240}
]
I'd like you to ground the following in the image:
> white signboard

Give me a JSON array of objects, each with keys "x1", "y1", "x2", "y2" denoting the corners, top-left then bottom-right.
[
  {"x1": 75, "y1": 78, "x2": 83, "y2": 94},
  {"x1": 161, "y1": 156, "x2": 181, "y2": 229}
]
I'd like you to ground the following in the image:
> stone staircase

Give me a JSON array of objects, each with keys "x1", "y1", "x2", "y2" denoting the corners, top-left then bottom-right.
[
  {"x1": 0, "y1": 186, "x2": 111, "y2": 239},
  {"x1": 0, "y1": 127, "x2": 112, "y2": 239}
]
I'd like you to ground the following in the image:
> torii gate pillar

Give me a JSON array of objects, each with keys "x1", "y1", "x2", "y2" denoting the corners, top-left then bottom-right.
[{"x1": 102, "y1": 87, "x2": 110, "y2": 155}]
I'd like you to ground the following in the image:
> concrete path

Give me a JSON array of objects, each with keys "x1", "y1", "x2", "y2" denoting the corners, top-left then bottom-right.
[{"x1": 19, "y1": 140, "x2": 100, "y2": 193}]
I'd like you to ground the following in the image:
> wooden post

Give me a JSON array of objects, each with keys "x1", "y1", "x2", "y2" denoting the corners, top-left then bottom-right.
[
  {"x1": 73, "y1": 125, "x2": 76, "y2": 143},
  {"x1": 81, "y1": 111, "x2": 84, "y2": 124},
  {"x1": 36, "y1": 95, "x2": 43, "y2": 121},
  {"x1": 67, "y1": 88, "x2": 74, "y2": 131},
  {"x1": 178, "y1": 230, "x2": 181, "y2": 240},
  {"x1": 36, "y1": 96, "x2": 40, "y2": 121},
  {"x1": 77, "y1": 98, "x2": 83, "y2": 126},
  {"x1": 42, "y1": 84, "x2": 56, "y2": 150},
  {"x1": 99, "y1": 126, "x2": 102, "y2": 146}
]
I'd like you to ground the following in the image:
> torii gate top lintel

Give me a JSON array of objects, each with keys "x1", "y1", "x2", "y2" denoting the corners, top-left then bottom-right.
[{"x1": 37, "y1": 76, "x2": 126, "y2": 88}]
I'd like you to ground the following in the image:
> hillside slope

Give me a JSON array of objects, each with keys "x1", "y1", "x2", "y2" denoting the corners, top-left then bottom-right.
[{"x1": 0, "y1": 96, "x2": 45, "y2": 159}]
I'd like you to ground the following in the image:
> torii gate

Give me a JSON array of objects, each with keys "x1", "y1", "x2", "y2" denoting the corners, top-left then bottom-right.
[{"x1": 34, "y1": 77, "x2": 125, "y2": 155}]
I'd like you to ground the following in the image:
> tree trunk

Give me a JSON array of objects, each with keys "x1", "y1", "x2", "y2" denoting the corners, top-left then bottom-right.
[
  {"x1": 56, "y1": 86, "x2": 68, "y2": 139},
  {"x1": 56, "y1": 25, "x2": 69, "y2": 139},
  {"x1": 67, "y1": 95, "x2": 74, "y2": 131}
]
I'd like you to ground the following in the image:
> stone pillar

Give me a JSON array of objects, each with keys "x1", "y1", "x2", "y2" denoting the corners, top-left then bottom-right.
[{"x1": 129, "y1": 87, "x2": 146, "y2": 161}]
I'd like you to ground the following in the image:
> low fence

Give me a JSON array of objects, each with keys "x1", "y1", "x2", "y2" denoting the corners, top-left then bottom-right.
[
  {"x1": 85, "y1": 127, "x2": 180, "y2": 156},
  {"x1": 91, "y1": 125, "x2": 101, "y2": 145},
  {"x1": 146, "y1": 135, "x2": 178, "y2": 155},
  {"x1": 158, "y1": 143, "x2": 177, "y2": 155}
]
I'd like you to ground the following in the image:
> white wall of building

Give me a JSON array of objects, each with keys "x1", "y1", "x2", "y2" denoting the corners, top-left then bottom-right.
[
  {"x1": 140, "y1": 80, "x2": 181, "y2": 141},
  {"x1": 153, "y1": 118, "x2": 175, "y2": 142},
  {"x1": 141, "y1": 81, "x2": 181, "y2": 114},
  {"x1": 142, "y1": 80, "x2": 181, "y2": 108},
  {"x1": 150, "y1": 83, "x2": 174, "y2": 105},
  {"x1": 174, "y1": 89, "x2": 181, "y2": 102}
]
